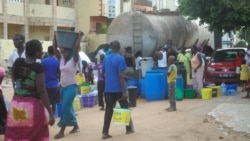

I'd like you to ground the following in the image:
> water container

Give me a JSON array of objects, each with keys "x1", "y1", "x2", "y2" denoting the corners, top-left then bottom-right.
[
  {"x1": 175, "y1": 61, "x2": 187, "y2": 88},
  {"x1": 226, "y1": 89, "x2": 237, "y2": 96},
  {"x1": 145, "y1": 72, "x2": 165, "y2": 101},
  {"x1": 184, "y1": 89, "x2": 195, "y2": 99},
  {"x1": 55, "y1": 30, "x2": 78, "y2": 48},
  {"x1": 225, "y1": 84, "x2": 237, "y2": 96},
  {"x1": 221, "y1": 82, "x2": 227, "y2": 95},
  {"x1": 140, "y1": 59, "x2": 154, "y2": 78},
  {"x1": 206, "y1": 86, "x2": 217, "y2": 97},
  {"x1": 176, "y1": 74, "x2": 184, "y2": 100},
  {"x1": 151, "y1": 68, "x2": 168, "y2": 98},
  {"x1": 201, "y1": 88, "x2": 212, "y2": 100},
  {"x1": 127, "y1": 78, "x2": 140, "y2": 96},
  {"x1": 127, "y1": 86, "x2": 137, "y2": 107}
]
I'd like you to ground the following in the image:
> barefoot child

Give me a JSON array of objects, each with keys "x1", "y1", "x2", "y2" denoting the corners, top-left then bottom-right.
[{"x1": 166, "y1": 56, "x2": 177, "y2": 112}]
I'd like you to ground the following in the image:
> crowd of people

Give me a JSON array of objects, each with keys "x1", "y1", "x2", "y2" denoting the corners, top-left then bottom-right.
[
  {"x1": 0, "y1": 32, "x2": 137, "y2": 140},
  {"x1": 1, "y1": 32, "x2": 250, "y2": 140}
]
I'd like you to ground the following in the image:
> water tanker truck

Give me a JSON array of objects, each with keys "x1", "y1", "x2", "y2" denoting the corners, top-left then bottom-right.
[{"x1": 107, "y1": 11, "x2": 211, "y2": 57}]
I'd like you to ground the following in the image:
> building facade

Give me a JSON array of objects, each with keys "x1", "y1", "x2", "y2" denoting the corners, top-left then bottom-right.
[
  {"x1": 0, "y1": 0, "x2": 77, "y2": 65},
  {"x1": 0, "y1": 0, "x2": 77, "y2": 41},
  {"x1": 152, "y1": 0, "x2": 178, "y2": 11},
  {"x1": 77, "y1": 0, "x2": 133, "y2": 52}
]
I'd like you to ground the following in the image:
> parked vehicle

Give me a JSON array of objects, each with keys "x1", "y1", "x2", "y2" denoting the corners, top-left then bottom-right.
[{"x1": 205, "y1": 48, "x2": 246, "y2": 84}]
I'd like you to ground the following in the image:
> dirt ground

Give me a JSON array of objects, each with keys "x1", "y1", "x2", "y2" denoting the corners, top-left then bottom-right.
[{"x1": 1, "y1": 78, "x2": 250, "y2": 141}]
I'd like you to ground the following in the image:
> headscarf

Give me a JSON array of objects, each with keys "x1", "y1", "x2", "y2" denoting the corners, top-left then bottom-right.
[{"x1": 196, "y1": 45, "x2": 203, "y2": 52}]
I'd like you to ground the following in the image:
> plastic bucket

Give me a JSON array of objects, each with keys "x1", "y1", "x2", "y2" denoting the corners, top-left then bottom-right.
[
  {"x1": 79, "y1": 82, "x2": 91, "y2": 94},
  {"x1": 55, "y1": 30, "x2": 78, "y2": 48},
  {"x1": 214, "y1": 86, "x2": 221, "y2": 96},
  {"x1": 80, "y1": 86, "x2": 91, "y2": 94},
  {"x1": 76, "y1": 73, "x2": 85, "y2": 85},
  {"x1": 127, "y1": 79, "x2": 140, "y2": 96},
  {"x1": 206, "y1": 86, "x2": 217, "y2": 97},
  {"x1": 201, "y1": 88, "x2": 212, "y2": 100},
  {"x1": 73, "y1": 96, "x2": 81, "y2": 111},
  {"x1": 176, "y1": 74, "x2": 184, "y2": 100},
  {"x1": 112, "y1": 108, "x2": 131, "y2": 125},
  {"x1": 127, "y1": 86, "x2": 137, "y2": 107},
  {"x1": 184, "y1": 89, "x2": 195, "y2": 99}
]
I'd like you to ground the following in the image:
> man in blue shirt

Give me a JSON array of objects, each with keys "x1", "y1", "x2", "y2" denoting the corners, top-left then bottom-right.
[
  {"x1": 102, "y1": 40, "x2": 134, "y2": 139},
  {"x1": 41, "y1": 46, "x2": 60, "y2": 115}
]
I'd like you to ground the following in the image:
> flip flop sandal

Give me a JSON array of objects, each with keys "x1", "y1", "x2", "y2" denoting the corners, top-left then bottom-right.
[
  {"x1": 102, "y1": 134, "x2": 112, "y2": 139},
  {"x1": 54, "y1": 133, "x2": 64, "y2": 139},
  {"x1": 69, "y1": 129, "x2": 80, "y2": 134}
]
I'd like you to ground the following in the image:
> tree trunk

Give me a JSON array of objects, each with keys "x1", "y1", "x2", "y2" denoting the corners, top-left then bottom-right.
[{"x1": 214, "y1": 29, "x2": 222, "y2": 50}]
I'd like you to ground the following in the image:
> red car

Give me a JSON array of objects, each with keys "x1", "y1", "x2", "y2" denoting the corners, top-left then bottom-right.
[{"x1": 205, "y1": 48, "x2": 246, "y2": 84}]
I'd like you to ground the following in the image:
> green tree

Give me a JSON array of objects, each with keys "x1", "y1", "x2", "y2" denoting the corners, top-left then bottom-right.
[{"x1": 177, "y1": 0, "x2": 250, "y2": 49}]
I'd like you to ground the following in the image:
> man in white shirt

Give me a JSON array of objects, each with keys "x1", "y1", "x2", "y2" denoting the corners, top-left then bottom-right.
[
  {"x1": 157, "y1": 46, "x2": 167, "y2": 68},
  {"x1": 7, "y1": 34, "x2": 26, "y2": 71},
  {"x1": 95, "y1": 44, "x2": 109, "y2": 63}
]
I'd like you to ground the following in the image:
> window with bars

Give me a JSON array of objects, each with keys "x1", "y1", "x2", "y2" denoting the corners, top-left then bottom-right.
[
  {"x1": 63, "y1": 0, "x2": 71, "y2": 4},
  {"x1": 9, "y1": 0, "x2": 24, "y2": 2}
]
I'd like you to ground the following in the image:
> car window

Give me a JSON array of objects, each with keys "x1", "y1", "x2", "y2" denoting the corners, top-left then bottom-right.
[{"x1": 212, "y1": 49, "x2": 245, "y2": 62}]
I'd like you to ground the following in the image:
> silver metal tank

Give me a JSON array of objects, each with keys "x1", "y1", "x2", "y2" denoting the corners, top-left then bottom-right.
[{"x1": 107, "y1": 11, "x2": 211, "y2": 56}]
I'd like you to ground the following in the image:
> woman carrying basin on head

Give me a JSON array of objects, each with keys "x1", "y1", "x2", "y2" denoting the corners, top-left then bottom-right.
[{"x1": 52, "y1": 31, "x2": 84, "y2": 139}]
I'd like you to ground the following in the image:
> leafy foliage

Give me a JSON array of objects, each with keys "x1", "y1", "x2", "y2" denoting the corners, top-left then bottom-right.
[
  {"x1": 234, "y1": 40, "x2": 247, "y2": 47},
  {"x1": 177, "y1": 0, "x2": 250, "y2": 32}
]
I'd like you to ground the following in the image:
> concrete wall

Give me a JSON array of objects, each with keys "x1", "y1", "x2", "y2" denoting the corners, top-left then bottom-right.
[
  {"x1": 123, "y1": 1, "x2": 132, "y2": 12},
  {"x1": 77, "y1": 1, "x2": 106, "y2": 52},
  {"x1": 86, "y1": 34, "x2": 107, "y2": 52},
  {"x1": 29, "y1": 26, "x2": 50, "y2": 40},
  {"x1": 77, "y1": 0, "x2": 132, "y2": 52},
  {"x1": 0, "y1": 24, "x2": 3, "y2": 38},
  {"x1": 29, "y1": 4, "x2": 53, "y2": 17},
  {"x1": 89, "y1": 16, "x2": 108, "y2": 32},
  {"x1": 0, "y1": 0, "x2": 3, "y2": 14},
  {"x1": 29, "y1": 0, "x2": 45, "y2": 4},
  {"x1": 58, "y1": 0, "x2": 74, "y2": 8},
  {"x1": 134, "y1": 5, "x2": 153, "y2": 11},
  {"x1": 0, "y1": 39, "x2": 52, "y2": 59},
  {"x1": 8, "y1": 24, "x2": 23, "y2": 39},
  {"x1": 7, "y1": 1, "x2": 24, "y2": 16},
  {"x1": 57, "y1": 6, "x2": 75, "y2": 20},
  {"x1": 78, "y1": 1, "x2": 100, "y2": 34},
  {"x1": 0, "y1": 39, "x2": 52, "y2": 67}
]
